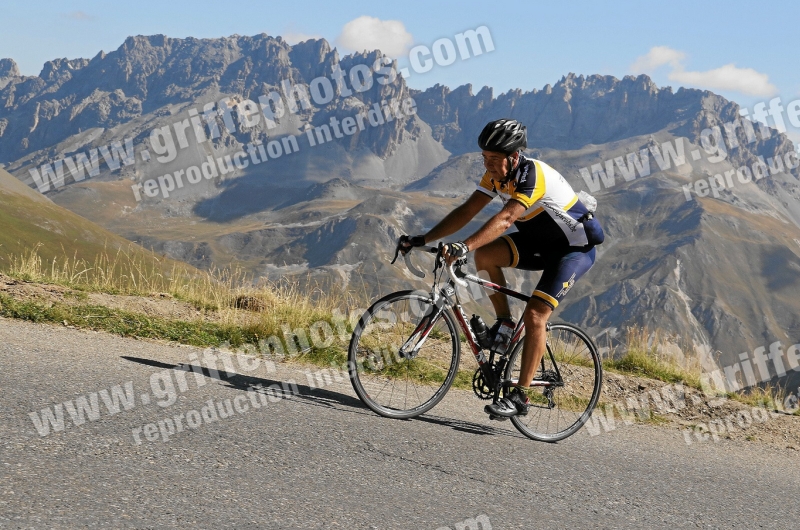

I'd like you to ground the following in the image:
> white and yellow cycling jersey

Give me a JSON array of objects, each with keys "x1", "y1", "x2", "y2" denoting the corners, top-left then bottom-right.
[{"x1": 476, "y1": 155, "x2": 603, "y2": 248}]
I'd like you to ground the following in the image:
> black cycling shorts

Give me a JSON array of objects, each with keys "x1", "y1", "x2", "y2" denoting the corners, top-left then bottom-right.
[{"x1": 501, "y1": 232, "x2": 596, "y2": 309}]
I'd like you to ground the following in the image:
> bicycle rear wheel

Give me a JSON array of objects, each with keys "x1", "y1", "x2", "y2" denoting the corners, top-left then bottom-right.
[
  {"x1": 505, "y1": 323, "x2": 602, "y2": 442},
  {"x1": 348, "y1": 290, "x2": 461, "y2": 419}
]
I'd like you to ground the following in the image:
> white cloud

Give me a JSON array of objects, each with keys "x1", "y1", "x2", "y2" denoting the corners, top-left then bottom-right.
[
  {"x1": 336, "y1": 16, "x2": 413, "y2": 58},
  {"x1": 62, "y1": 11, "x2": 93, "y2": 21},
  {"x1": 630, "y1": 46, "x2": 685, "y2": 72},
  {"x1": 630, "y1": 46, "x2": 777, "y2": 97},
  {"x1": 283, "y1": 32, "x2": 324, "y2": 45},
  {"x1": 670, "y1": 64, "x2": 777, "y2": 97}
]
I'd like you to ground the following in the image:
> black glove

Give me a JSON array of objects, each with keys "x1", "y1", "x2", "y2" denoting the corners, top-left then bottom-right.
[
  {"x1": 392, "y1": 234, "x2": 426, "y2": 264},
  {"x1": 443, "y1": 241, "x2": 469, "y2": 259},
  {"x1": 398, "y1": 234, "x2": 426, "y2": 253}
]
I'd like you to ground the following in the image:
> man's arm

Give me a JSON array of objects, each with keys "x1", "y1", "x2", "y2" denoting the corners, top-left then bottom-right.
[
  {"x1": 463, "y1": 200, "x2": 525, "y2": 251},
  {"x1": 423, "y1": 191, "x2": 492, "y2": 243}
]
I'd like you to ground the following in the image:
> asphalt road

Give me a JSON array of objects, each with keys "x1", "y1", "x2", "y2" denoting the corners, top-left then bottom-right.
[{"x1": 1, "y1": 316, "x2": 798, "y2": 529}]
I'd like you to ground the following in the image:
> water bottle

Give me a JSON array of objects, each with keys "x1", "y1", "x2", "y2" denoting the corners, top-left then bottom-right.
[{"x1": 470, "y1": 315, "x2": 492, "y2": 349}]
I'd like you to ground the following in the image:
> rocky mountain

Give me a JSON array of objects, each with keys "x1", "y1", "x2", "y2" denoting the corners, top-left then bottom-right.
[
  {"x1": 1, "y1": 34, "x2": 800, "y2": 386},
  {"x1": 412, "y1": 76, "x2": 800, "y2": 221},
  {"x1": 0, "y1": 34, "x2": 447, "y2": 187}
]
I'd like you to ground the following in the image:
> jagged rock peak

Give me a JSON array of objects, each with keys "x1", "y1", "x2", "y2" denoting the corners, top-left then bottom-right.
[
  {"x1": 39, "y1": 58, "x2": 90, "y2": 81},
  {"x1": 122, "y1": 34, "x2": 171, "y2": 50},
  {"x1": 552, "y1": 72, "x2": 660, "y2": 94},
  {"x1": 0, "y1": 32, "x2": 419, "y2": 164},
  {"x1": 290, "y1": 37, "x2": 333, "y2": 58},
  {"x1": 289, "y1": 37, "x2": 338, "y2": 79},
  {"x1": 0, "y1": 58, "x2": 20, "y2": 78}
]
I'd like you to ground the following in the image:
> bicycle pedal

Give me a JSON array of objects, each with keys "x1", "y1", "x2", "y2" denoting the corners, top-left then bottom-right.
[{"x1": 487, "y1": 412, "x2": 508, "y2": 421}]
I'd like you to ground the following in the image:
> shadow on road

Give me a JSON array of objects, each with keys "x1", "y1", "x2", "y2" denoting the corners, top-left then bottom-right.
[
  {"x1": 122, "y1": 356, "x2": 520, "y2": 438},
  {"x1": 121, "y1": 355, "x2": 368, "y2": 413},
  {"x1": 414, "y1": 414, "x2": 522, "y2": 439}
]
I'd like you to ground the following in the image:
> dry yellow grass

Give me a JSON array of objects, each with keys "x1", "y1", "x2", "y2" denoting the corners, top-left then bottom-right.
[
  {"x1": 602, "y1": 326, "x2": 704, "y2": 389},
  {"x1": 3, "y1": 244, "x2": 363, "y2": 344}
]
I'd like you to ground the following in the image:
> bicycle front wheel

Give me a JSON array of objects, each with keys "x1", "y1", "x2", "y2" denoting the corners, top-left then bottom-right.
[
  {"x1": 348, "y1": 290, "x2": 461, "y2": 419},
  {"x1": 506, "y1": 323, "x2": 602, "y2": 442}
]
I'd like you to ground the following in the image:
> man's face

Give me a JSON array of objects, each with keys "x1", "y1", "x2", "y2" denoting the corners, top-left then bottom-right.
[{"x1": 482, "y1": 150, "x2": 516, "y2": 179}]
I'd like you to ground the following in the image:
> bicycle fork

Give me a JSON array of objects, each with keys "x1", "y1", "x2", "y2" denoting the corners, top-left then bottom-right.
[{"x1": 397, "y1": 291, "x2": 450, "y2": 359}]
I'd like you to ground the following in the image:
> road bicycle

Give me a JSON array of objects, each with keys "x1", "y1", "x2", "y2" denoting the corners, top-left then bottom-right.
[{"x1": 347, "y1": 243, "x2": 602, "y2": 442}]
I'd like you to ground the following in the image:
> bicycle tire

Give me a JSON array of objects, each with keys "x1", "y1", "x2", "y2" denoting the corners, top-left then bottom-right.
[
  {"x1": 506, "y1": 322, "x2": 602, "y2": 442},
  {"x1": 348, "y1": 290, "x2": 461, "y2": 419}
]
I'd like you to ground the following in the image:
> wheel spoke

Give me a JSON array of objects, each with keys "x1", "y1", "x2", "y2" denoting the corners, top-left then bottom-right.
[
  {"x1": 348, "y1": 292, "x2": 460, "y2": 419},
  {"x1": 508, "y1": 323, "x2": 602, "y2": 442}
]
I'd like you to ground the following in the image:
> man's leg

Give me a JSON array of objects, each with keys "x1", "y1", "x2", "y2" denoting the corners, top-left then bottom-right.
[
  {"x1": 473, "y1": 238, "x2": 513, "y2": 319},
  {"x1": 486, "y1": 246, "x2": 596, "y2": 417},
  {"x1": 517, "y1": 298, "x2": 553, "y2": 387},
  {"x1": 485, "y1": 296, "x2": 552, "y2": 419},
  {"x1": 518, "y1": 247, "x2": 596, "y2": 387}
]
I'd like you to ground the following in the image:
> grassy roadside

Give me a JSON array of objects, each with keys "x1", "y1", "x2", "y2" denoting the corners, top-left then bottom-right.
[
  {"x1": 3, "y1": 246, "x2": 786, "y2": 410},
  {"x1": 0, "y1": 290, "x2": 481, "y2": 389},
  {"x1": 3, "y1": 280, "x2": 797, "y2": 414},
  {"x1": 0, "y1": 292, "x2": 255, "y2": 348},
  {"x1": 0, "y1": 283, "x2": 695, "y2": 391},
  {"x1": 604, "y1": 349, "x2": 701, "y2": 388}
]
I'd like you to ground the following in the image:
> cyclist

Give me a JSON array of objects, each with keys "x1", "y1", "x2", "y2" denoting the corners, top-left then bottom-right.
[{"x1": 400, "y1": 118, "x2": 605, "y2": 418}]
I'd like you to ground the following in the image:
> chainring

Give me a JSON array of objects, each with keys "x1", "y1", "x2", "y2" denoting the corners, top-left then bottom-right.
[{"x1": 472, "y1": 367, "x2": 494, "y2": 400}]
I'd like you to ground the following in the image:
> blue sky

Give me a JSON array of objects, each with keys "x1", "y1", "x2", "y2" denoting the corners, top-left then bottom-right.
[{"x1": 3, "y1": 0, "x2": 799, "y2": 141}]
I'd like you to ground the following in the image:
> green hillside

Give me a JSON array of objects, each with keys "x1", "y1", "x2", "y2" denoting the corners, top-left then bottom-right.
[{"x1": 0, "y1": 168, "x2": 189, "y2": 281}]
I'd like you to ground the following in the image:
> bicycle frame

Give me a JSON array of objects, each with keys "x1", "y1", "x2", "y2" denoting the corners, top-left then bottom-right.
[{"x1": 404, "y1": 251, "x2": 561, "y2": 392}]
